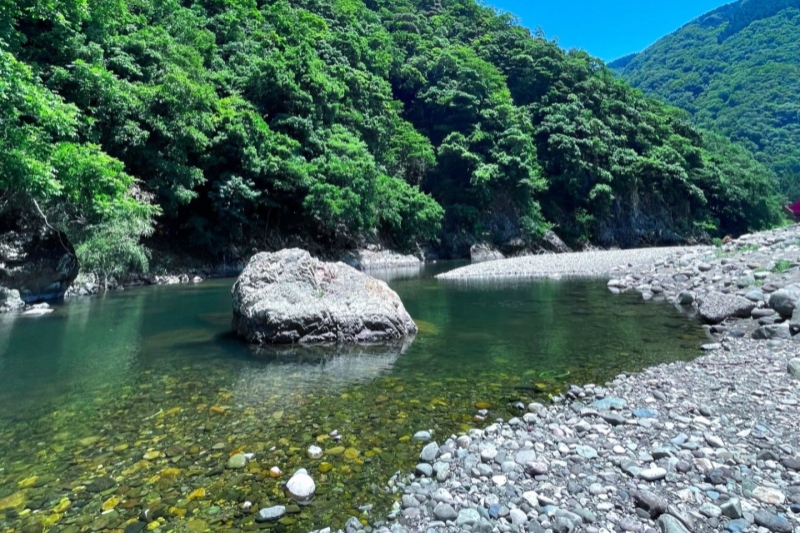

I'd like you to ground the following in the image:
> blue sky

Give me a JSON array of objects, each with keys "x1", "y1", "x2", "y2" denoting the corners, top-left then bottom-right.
[{"x1": 487, "y1": 0, "x2": 733, "y2": 61}]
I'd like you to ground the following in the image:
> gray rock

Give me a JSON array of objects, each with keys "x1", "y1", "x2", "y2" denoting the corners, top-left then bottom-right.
[
  {"x1": 633, "y1": 490, "x2": 668, "y2": 519},
  {"x1": 639, "y1": 467, "x2": 667, "y2": 481},
  {"x1": 752, "y1": 323, "x2": 791, "y2": 340},
  {"x1": 744, "y1": 290, "x2": 765, "y2": 302},
  {"x1": 676, "y1": 291, "x2": 694, "y2": 306},
  {"x1": 412, "y1": 430, "x2": 432, "y2": 442},
  {"x1": 256, "y1": 505, "x2": 286, "y2": 522},
  {"x1": 509, "y1": 508, "x2": 528, "y2": 525},
  {"x1": 698, "y1": 292, "x2": 756, "y2": 324},
  {"x1": 514, "y1": 449, "x2": 537, "y2": 465},
  {"x1": 414, "y1": 463, "x2": 433, "y2": 477},
  {"x1": 433, "y1": 503, "x2": 457, "y2": 521},
  {"x1": 720, "y1": 498, "x2": 743, "y2": 519},
  {"x1": 753, "y1": 511, "x2": 793, "y2": 533},
  {"x1": 345, "y1": 517, "x2": 362, "y2": 533},
  {"x1": 419, "y1": 442, "x2": 439, "y2": 463},
  {"x1": 470, "y1": 244, "x2": 505, "y2": 263},
  {"x1": 575, "y1": 445, "x2": 598, "y2": 459},
  {"x1": 656, "y1": 514, "x2": 691, "y2": 533},
  {"x1": 456, "y1": 508, "x2": 481, "y2": 526},
  {"x1": 769, "y1": 287, "x2": 800, "y2": 318},
  {"x1": 231, "y1": 249, "x2": 417, "y2": 344},
  {"x1": 699, "y1": 503, "x2": 721, "y2": 518},
  {"x1": 788, "y1": 358, "x2": 800, "y2": 378}
]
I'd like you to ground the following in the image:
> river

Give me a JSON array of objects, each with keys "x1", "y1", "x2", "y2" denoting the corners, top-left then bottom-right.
[{"x1": 0, "y1": 264, "x2": 705, "y2": 531}]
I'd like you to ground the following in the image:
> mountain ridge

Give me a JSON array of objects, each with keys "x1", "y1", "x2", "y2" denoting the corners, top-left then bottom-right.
[{"x1": 611, "y1": 0, "x2": 800, "y2": 198}]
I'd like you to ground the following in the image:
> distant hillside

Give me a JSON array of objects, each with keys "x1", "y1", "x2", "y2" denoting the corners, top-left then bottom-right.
[{"x1": 611, "y1": 0, "x2": 800, "y2": 198}]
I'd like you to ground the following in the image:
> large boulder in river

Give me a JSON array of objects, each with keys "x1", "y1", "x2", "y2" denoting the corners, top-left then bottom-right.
[
  {"x1": 697, "y1": 292, "x2": 756, "y2": 324},
  {"x1": 0, "y1": 212, "x2": 79, "y2": 303},
  {"x1": 232, "y1": 249, "x2": 418, "y2": 344}
]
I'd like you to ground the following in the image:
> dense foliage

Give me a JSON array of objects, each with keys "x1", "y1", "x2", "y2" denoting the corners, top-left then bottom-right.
[
  {"x1": 1, "y1": 0, "x2": 784, "y2": 272},
  {"x1": 610, "y1": 0, "x2": 800, "y2": 199}
]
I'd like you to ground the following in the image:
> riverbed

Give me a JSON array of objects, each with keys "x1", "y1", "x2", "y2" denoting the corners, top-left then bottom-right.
[{"x1": 0, "y1": 263, "x2": 705, "y2": 532}]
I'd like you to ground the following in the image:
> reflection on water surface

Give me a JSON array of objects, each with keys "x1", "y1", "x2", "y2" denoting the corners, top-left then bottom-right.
[{"x1": 0, "y1": 264, "x2": 705, "y2": 531}]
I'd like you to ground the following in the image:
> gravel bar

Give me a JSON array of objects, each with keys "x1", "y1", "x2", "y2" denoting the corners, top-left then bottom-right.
[
  {"x1": 313, "y1": 228, "x2": 800, "y2": 533},
  {"x1": 436, "y1": 247, "x2": 707, "y2": 280}
]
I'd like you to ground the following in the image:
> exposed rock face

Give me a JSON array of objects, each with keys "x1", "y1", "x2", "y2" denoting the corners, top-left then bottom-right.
[
  {"x1": 470, "y1": 244, "x2": 504, "y2": 263},
  {"x1": 0, "y1": 214, "x2": 79, "y2": 303},
  {"x1": 0, "y1": 287, "x2": 25, "y2": 313},
  {"x1": 232, "y1": 249, "x2": 418, "y2": 344},
  {"x1": 342, "y1": 248, "x2": 421, "y2": 271},
  {"x1": 697, "y1": 292, "x2": 756, "y2": 324},
  {"x1": 540, "y1": 230, "x2": 572, "y2": 253}
]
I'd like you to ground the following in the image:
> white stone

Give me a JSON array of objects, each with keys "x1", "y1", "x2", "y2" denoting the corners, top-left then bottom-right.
[
  {"x1": 307, "y1": 445, "x2": 323, "y2": 459},
  {"x1": 286, "y1": 469, "x2": 316, "y2": 501},
  {"x1": 753, "y1": 486, "x2": 785, "y2": 505},
  {"x1": 492, "y1": 475, "x2": 507, "y2": 486}
]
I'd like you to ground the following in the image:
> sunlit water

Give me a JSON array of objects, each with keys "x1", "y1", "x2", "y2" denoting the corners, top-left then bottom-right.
[{"x1": 0, "y1": 264, "x2": 706, "y2": 531}]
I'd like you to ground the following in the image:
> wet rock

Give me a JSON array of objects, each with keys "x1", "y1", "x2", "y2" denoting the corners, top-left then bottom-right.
[
  {"x1": 123, "y1": 522, "x2": 147, "y2": 533},
  {"x1": 86, "y1": 477, "x2": 116, "y2": 493},
  {"x1": 226, "y1": 453, "x2": 247, "y2": 469},
  {"x1": 285, "y1": 469, "x2": 315, "y2": 501},
  {"x1": 256, "y1": 505, "x2": 286, "y2": 522},
  {"x1": 232, "y1": 249, "x2": 417, "y2": 344}
]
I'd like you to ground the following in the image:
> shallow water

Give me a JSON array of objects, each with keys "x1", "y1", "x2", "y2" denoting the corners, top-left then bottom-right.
[{"x1": 0, "y1": 264, "x2": 705, "y2": 531}]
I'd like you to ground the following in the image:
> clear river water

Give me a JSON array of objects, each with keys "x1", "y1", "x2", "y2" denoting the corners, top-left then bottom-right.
[{"x1": 0, "y1": 263, "x2": 706, "y2": 532}]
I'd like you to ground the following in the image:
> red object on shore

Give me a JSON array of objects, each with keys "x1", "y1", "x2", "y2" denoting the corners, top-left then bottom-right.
[{"x1": 789, "y1": 200, "x2": 800, "y2": 216}]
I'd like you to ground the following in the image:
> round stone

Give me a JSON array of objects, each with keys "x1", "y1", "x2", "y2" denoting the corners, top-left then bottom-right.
[
  {"x1": 256, "y1": 505, "x2": 286, "y2": 522},
  {"x1": 307, "y1": 445, "x2": 323, "y2": 459},
  {"x1": 433, "y1": 503, "x2": 457, "y2": 521},
  {"x1": 226, "y1": 453, "x2": 247, "y2": 469},
  {"x1": 286, "y1": 469, "x2": 316, "y2": 501}
]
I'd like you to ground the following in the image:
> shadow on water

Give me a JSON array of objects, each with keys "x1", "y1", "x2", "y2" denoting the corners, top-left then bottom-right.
[{"x1": 0, "y1": 264, "x2": 707, "y2": 531}]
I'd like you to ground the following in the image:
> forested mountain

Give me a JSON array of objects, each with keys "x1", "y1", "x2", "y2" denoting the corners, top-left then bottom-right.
[
  {"x1": 610, "y1": 0, "x2": 800, "y2": 198},
  {"x1": 0, "y1": 0, "x2": 783, "y2": 276}
]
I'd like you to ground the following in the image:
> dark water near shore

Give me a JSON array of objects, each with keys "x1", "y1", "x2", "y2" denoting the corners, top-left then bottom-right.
[{"x1": 0, "y1": 264, "x2": 705, "y2": 532}]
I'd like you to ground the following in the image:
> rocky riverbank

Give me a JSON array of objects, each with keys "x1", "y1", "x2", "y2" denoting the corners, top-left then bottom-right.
[{"x1": 326, "y1": 227, "x2": 800, "y2": 533}]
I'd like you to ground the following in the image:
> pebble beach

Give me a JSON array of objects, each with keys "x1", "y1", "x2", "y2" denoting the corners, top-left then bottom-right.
[{"x1": 350, "y1": 227, "x2": 800, "y2": 533}]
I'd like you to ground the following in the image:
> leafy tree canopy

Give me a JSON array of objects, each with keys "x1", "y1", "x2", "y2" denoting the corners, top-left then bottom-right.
[
  {"x1": 611, "y1": 0, "x2": 800, "y2": 200},
  {"x1": 1, "y1": 0, "x2": 784, "y2": 271}
]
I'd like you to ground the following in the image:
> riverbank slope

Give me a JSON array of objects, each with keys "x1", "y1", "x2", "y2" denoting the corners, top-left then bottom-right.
[{"x1": 360, "y1": 226, "x2": 800, "y2": 533}]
